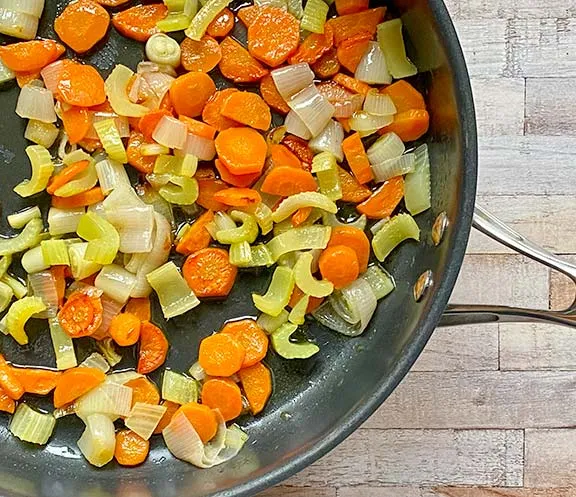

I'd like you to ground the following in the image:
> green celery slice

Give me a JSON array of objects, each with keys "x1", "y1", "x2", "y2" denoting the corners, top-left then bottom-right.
[
  {"x1": 185, "y1": 0, "x2": 232, "y2": 40},
  {"x1": 158, "y1": 12, "x2": 193, "y2": 32},
  {"x1": 252, "y1": 266, "x2": 294, "y2": 317},
  {"x1": 54, "y1": 161, "x2": 98, "y2": 198},
  {"x1": 1, "y1": 274, "x2": 27, "y2": 299},
  {"x1": 0, "y1": 254, "x2": 11, "y2": 279},
  {"x1": 267, "y1": 225, "x2": 332, "y2": 262},
  {"x1": 13, "y1": 145, "x2": 54, "y2": 198},
  {"x1": 0, "y1": 217, "x2": 44, "y2": 256},
  {"x1": 41, "y1": 240, "x2": 70, "y2": 266},
  {"x1": 311, "y1": 152, "x2": 342, "y2": 201},
  {"x1": 10, "y1": 404, "x2": 56, "y2": 445},
  {"x1": 49, "y1": 317, "x2": 77, "y2": 370},
  {"x1": 76, "y1": 212, "x2": 120, "y2": 265},
  {"x1": 216, "y1": 211, "x2": 259, "y2": 244},
  {"x1": 293, "y1": 252, "x2": 334, "y2": 298},
  {"x1": 362, "y1": 264, "x2": 395, "y2": 300},
  {"x1": 377, "y1": 19, "x2": 418, "y2": 79},
  {"x1": 300, "y1": 0, "x2": 328, "y2": 34},
  {"x1": 257, "y1": 309, "x2": 289, "y2": 334},
  {"x1": 162, "y1": 370, "x2": 198, "y2": 405},
  {"x1": 4, "y1": 296, "x2": 46, "y2": 345},
  {"x1": 105, "y1": 65, "x2": 149, "y2": 118},
  {"x1": 94, "y1": 119, "x2": 128, "y2": 164},
  {"x1": 0, "y1": 281, "x2": 13, "y2": 313},
  {"x1": 271, "y1": 191, "x2": 337, "y2": 223},
  {"x1": 288, "y1": 294, "x2": 308, "y2": 325},
  {"x1": 372, "y1": 213, "x2": 420, "y2": 261},
  {"x1": 404, "y1": 144, "x2": 431, "y2": 215},
  {"x1": 229, "y1": 241, "x2": 252, "y2": 266},
  {"x1": 159, "y1": 177, "x2": 199, "y2": 205},
  {"x1": 7, "y1": 206, "x2": 41, "y2": 229},
  {"x1": 271, "y1": 322, "x2": 319, "y2": 359}
]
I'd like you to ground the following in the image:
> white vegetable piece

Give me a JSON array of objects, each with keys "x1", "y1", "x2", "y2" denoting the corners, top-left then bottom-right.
[{"x1": 146, "y1": 34, "x2": 182, "y2": 67}]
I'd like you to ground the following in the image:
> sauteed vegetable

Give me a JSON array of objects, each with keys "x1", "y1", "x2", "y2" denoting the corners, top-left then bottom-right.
[{"x1": 0, "y1": 0, "x2": 431, "y2": 468}]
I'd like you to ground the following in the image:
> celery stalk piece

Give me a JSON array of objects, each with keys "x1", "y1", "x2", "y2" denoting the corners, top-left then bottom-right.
[
  {"x1": 76, "y1": 212, "x2": 120, "y2": 265},
  {"x1": 311, "y1": 152, "x2": 342, "y2": 201},
  {"x1": 41, "y1": 240, "x2": 70, "y2": 266},
  {"x1": 105, "y1": 65, "x2": 149, "y2": 118},
  {"x1": 288, "y1": 294, "x2": 308, "y2": 325},
  {"x1": 162, "y1": 370, "x2": 198, "y2": 405},
  {"x1": 94, "y1": 119, "x2": 128, "y2": 164},
  {"x1": 271, "y1": 322, "x2": 319, "y2": 359},
  {"x1": 404, "y1": 144, "x2": 431, "y2": 215},
  {"x1": 96, "y1": 338, "x2": 122, "y2": 367},
  {"x1": 159, "y1": 176, "x2": 199, "y2": 205},
  {"x1": 185, "y1": 0, "x2": 231, "y2": 40},
  {"x1": 4, "y1": 296, "x2": 46, "y2": 345},
  {"x1": 371, "y1": 213, "x2": 420, "y2": 262},
  {"x1": 95, "y1": 264, "x2": 137, "y2": 304},
  {"x1": 252, "y1": 266, "x2": 295, "y2": 317},
  {"x1": 10, "y1": 404, "x2": 56, "y2": 445},
  {"x1": 293, "y1": 252, "x2": 334, "y2": 298},
  {"x1": 0, "y1": 281, "x2": 13, "y2": 313},
  {"x1": 300, "y1": 0, "x2": 328, "y2": 33},
  {"x1": 49, "y1": 317, "x2": 77, "y2": 370},
  {"x1": 229, "y1": 241, "x2": 252, "y2": 266},
  {"x1": 54, "y1": 161, "x2": 98, "y2": 198},
  {"x1": 287, "y1": 0, "x2": 304, "y2": 18},
  {"x1": 125, "y1": 402, "x2": 168, "y2": 440},
  {"x1": 257, "y1": 309, "x2": 289, "y2": 334},
  {"x1": 267, "y1": 225, "x2": 332, "y2": 262},
  {"x1": 362, "y1": 264, "x2": 395, "y2": 300},
  {"x1": 25, "y1": 120, "x2": 59, "y2": 149},
  {"x1": 157, "y1": 12, "x2": 193, "y2": 32},
  {"x1": 233, "y1": 244, "x2": 274, "y2": 268},
  {"x1": 7, "y1": 206, "x2": 41, "y2": 229},
  {"x1": 272, "y1": 191, "x2": 337, "y2": 223},
  {"x1": 0, "y1": 254, "x2": 11, "y2": 279},
  {"x1": 68, "y1": 243, "x2": 102, "y2": 280},
  {"x1": 13, "y1": 145, "x2": 54, "y2": 198},
  {"x1": 63, "y1": 149, "x2": 92, "y2": 166},
  {"x1": 377, "y1": 19, "x2": 418, "y2": 79},
  {"x1": 77, "y1": 413, "x2": 116, "y2": 467},
  {"x1": 165, "y1": 0, "x2": 187, "y2": 11},
  {"x1": 1, "y1": 274, "x2": 27, "y2": 299},
  {"x1": 216, "y1": 211, "x2": 259, "y2": 244},
  {"x1": 0, "y1": 217, "x2": 44, "y2": 256}
]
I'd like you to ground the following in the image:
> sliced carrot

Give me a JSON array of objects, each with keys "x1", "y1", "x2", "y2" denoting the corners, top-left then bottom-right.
[
  {"x1": 183, "y1": 248, "x2": 237, "y2": 298},
  {"x1": 125, "y1": 298, "x2": 151, "y2": 322},
  {"x1": 378, "y1": 109, "x2": 430, "y2": 142},
  {"x1": 270, "y1": 144, "x2": 302, "y2": 169},
  {"x1": 180, "y1": 36, "x2": 222, "y2": 73},
  {"x1": 0, "y1": 355, "x2": 24, "y2": 400},
  {"x1": 55, "y1": 0, "x2": 110, "y2": 54},
  {"x1": 338, "y1": 117, "x2": 351, "y2": 133},
  {"x1": 138, "y1": 109, "x2": 172, "y2": 142},
  {"x1": 198, "y1": 333, "x2": 245, "y2": 377},
  {"x1": 336, "y1": 32, "x2": 371, "y2": 72},
  {"x1": 0, "y1": 389, "x2": 15, "y2": 414},
  {"x1": 281, "y1": 135, "x2": 314, "y2": 169},
  {"x1": 333, "y1": 73, "x2": 371, "y2": 96},
  {"x1": 201, "y1": 88, "x2": 240, "y2": 132},
  {"x1": 176, "y1": 210, "x2": 214, "y2": 256},
  {"x1": 61, "y1": 107, "x2": 92, "y2": 145},
  {"x1": 220, "y1": 91, "x2": 271, "y2": 131},
  {"x1": 0, "y1": 40, "x2": 65, "y2": 73},
  {"x1": 289, "y1": 286, "x2": 324, "y2": 314},
  {"x1": 247, "y1": 7, "x2": 300, "y2": 67},
  {"x1": 381, "y1": 80, "x2": 426, "y2": 113},
  {"x1": 213, "y1": 187, "x2": 262, "y2": 207},
  {"x1": 357, "y1": 176, "x2": 404, "y2": 219},
  {"x1": 318, "y1": 245, "x2": 360, "y2": 289},
  {"x1": 154, "y1": 400, "x2": 180, "y2": 434},
  {"x1": 53, "y1": 367, "x2": 106, "y2": 408},
  {"x1": 215, "y1": 159, "x2": 260, "y2": 188},
  {"x1": 51, "y1": 186, "x2": 105, "y2": 209},
  {"x1": 327, "y1": 226, "x2": 370, "y2": 273},
  {"x1": 335, "y1": 0, "x2": 369, "y2": 15},
  {"x1": 338, "y1": 165, "x2": 372, "y2": 203},
  {"x1": 289, "y1": 24, "x2": 334, "y2": 65},
  {"x1": 221, "y1": 319, "x2": 268, "y2": 368},
  {"x1": 238, "y1": 362, "x2": 272, "y2": 415},
  {"x1": 15, "y1": 71, "x2": 40, "y2": 88},
  {"x1": 115, "y1": 430, "x2": 150, "y2": 467},
  {"x1": 327, "y1": 7, "x2": 386, "y2": 46},
  {"x1": 110, "y1": 313, "x2": 142, "y2": 347},
  {"x1": 261, "y1": 166, "x2": 317, "y2": 196},
  {"x1": 197, "y1": 176, "x2": 229, "y2": 211},
  {"x1": 127, "y1": 131, "x2": 155, "y2": 174},
  {"x1": 260, "y1": 74, "x2": 290, "y2": 115},
  {"x1": 50, "y1": 265, "x2": 67, "y2": 306},
  {"x1": 96, "y1": 0, "x2": 130, "y2": 6},
  {"x1": 215, "y1": 127, "x2": 267, "y2": 175},
  {"x1": 8, "y1": 366, "x2": 62, "y2": 396},
  {"x1": 219, "y1": 36, "x2": 269, "y2": 83},
  {"x1": 112, "y1": 4, "x2": 167, "y2": 42},
  {"x1": 56, "y1": 62, "x2": 106, "y2": 107},
  {"x1": 312, "y1": 47, "x2": 341, "y2": 78},
  {"x1": 177, "y1": 402, "x2": 218, "y2": 443},
  {"x1": 292, "y1": 207, "x2": 312, "y2": 227},
  {"x1": 179, "y1": 116, "x2": 216, "y2": 140},
  {"x1": 237, "y1": 6, "x2": 261, "y2": 28},
  {"x1": 201, "y1": 378, "x2": 243, "y2": 422},
  {"x1": 47, "y1": 160, "x2": 90, "y2": 195},
  {"x1": 170, "y1": 72, "x2": 216, "y2": 118},
  {"x1": 206, "y1": 8, "x2": 234, "y2": 38},
  {"x1": 58, "y1": 292, "x2": 103, "y2": 338},
  {"x1": 138, "y1": 322, "x2": 169, "y2": 374},
  {"x1": 342, "y1": 132, "x2": 373, "y2": 184},
  {"x1": 125, "y1": 377, "x2": 160, "y2": 406}
]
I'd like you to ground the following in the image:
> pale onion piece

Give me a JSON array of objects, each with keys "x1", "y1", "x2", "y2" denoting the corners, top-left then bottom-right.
[
  {"x1": 25, "y1": 120, "x2": 59, "y2": 148},
  {"x1": 363, "y1": 90, "x2": 397, "y2": 116},
  {"x1": 1, "y1": 273, "x2": 27, "y2": 299},
  {"x1": 77, "y1": 413, "x2": 116, "y2": 467},
  {"x1": 271, "y1": 192, "x2": 337, "y2": 223},
  {"x1": 371, "y1": 213, "x2": 420, "y2": 261},
  {"x1": 377, "y1": 19, "x2": 418, "y2": 79},
  {"x1": 105, "y1": 205, "x2": 155, "y2": 254},
  {"x1": 284, "y1": 110, "x2": 312, "y2": 140},
  {"x1": 141, "y1": 143, "x2": 170, "y2": 157},
  {"x1": 125, "y1": 402, "x2": 168, "y2": 441},
  {"x1": 349, "y1": 111, "x2": 393, "y2": 133},
  {"x1": 355, "y1": 41, "x2": 392, "y2": 85},
  {"x1": 14, "y1": 144, "x2": 54, "y2": 198},
  {"x1": 288, "y1": 84, "x2": 335, "y2": 137},
  {"x1": 330, "y1": 278, "x2": 375, "y2": 325},
  {"x1": 188, "y1": 362, "x2": 207, "y2": 382},
  {"x1": 68, "y1": 243, "x2": 102, "y2": 280},
  {"x1": 372, "y1": 152, "x2": 415, "y2": 183},
  {"x1": 21, "y1": 246, "x2": 48, "y2": 274},
  {"x1": 80, "y1": 353, "x2": 110, "y2": 373},
  {"x1": 322, "y1": 212, "x2": 367, "y2": 231},
  {"x1": 75, "y1": 382, "x2": 133, "y2": 420},
  {"x1": 267, "y1": 225, "x2": 332, "y2": 262},
  {"x1": 153, "y1": 115, "x2": 188, "y2": 149},
  {"x1": 404, "y1": 143, "x2": 431, "y2": 216},
  {"x1": 313, "y1": 299, "x2": 366, "y2": 336},
  {"x1": 106, "y1": 371, "x2": 143, "y2": 385},
  {"x1": 0, "y1": 217, "x2": 44, "y2": 257},
  {"x1": 16, "y1": 85, "x2": 56, "y2": 123},
  {"x1": 270, "y1": 63, "x2": 314, "y2": 101},
  {"x1": 49, "y1": 317, "x2": 77, "y2": 370},
  {"x1": 162, "y1": 370, "x2": 198, "y2": 405},
  {"x1": 0, "y1": 8, "x2": 38, "y2": 39},
  {"x1": 252, "y1": 266, "x2": 294, "y2": 317},
  {"x1": 257, "y1": 309, "x2": 289, "y2": 334},
  {"x1": 4, "y1": 296, "x2": 45, "y2": 345},
  {"x1": 105, "y1": 65, "x2": 149, "y2": 118},
  {"x1": 309, "y1": 120, "x2": 344, "y2": 162},
  {"x1": 28, "y1": 270, "x2": 58, "y2": 318},
  {"x1": 10, "y1": 404, "x2": 55, "y2": 445},
  {"x1": 137, "y1": 61, "x2": 177, "y2": 77},
  {"x1": 293, "y1": 252, "x2": 333, "y2": 298},
  {"x1": 366, "y1": 131, "x2": 405, "y2": 165},
  {"x1": 0, "y1": 0, "x2": 45, "y2": 18},
  {"x1": 270, "y1": 322, "x2": 319, "y2": 359},
  {"x1": 185, "y1": 0, "x2": 233, "y2": 41},
  {"x1": 300, "y1": 0, "x2": 328, "y2": 34},
  {"x1": 91, "y1": 295, "x2": 124, "y2": 341},
  {"x1": 7, "y1": 206, "x2": 41, "y2": 230},
  {"x1": 146, "y1": 34, "x2": 181, "y2": 67},
  {"x1": 95, "y1": 264, "x2": 137, "y2": 304},
  {"x1": 102, "y1": 183, "x2": 144, "y2": 210},
  {"x1": 95, "y1": 158, "x2": 131, "y2": 195},
  {"x1": 128, "y1": 73, "x2": 142, "y2": 103},
  {"x1": 332, "y1": 94, "x2": 363, "y2": 119},
  {"x1": 362, "y1": 264, "x2": 395, "y2": 300},
  {"x1": 179, "y1": 133, "x2": 216, "y2": 161}
]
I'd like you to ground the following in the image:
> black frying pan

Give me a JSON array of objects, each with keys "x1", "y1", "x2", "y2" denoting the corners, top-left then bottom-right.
[{"x1": 0, "y1": 1, "x2": 477, "y2": 496}]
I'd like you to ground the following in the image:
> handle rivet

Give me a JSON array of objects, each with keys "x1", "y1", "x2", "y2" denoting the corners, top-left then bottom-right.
[
  {"x1": 432, "y1": 211, "x2": 449, "y2": 246},
  {"x1": 414, "y1": 270, "x2": 434, "y2": 302}
]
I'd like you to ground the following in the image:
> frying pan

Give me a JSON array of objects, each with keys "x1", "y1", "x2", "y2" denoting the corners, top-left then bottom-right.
[{"x1": 3, "y1": 0, "x2": 572, "y2": 496}]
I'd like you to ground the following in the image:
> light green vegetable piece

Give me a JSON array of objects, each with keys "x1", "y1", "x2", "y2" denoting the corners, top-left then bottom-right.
[
  {"x1": 371, "y1": 213, "x2": 420, "y2": 262},
  {"x1": 5, "y1": 296, "x2": 47, "y2": 345},
  {"x1": 271, "y1": 323, "x2": 319, "y2": 359},
  {"x1": 252, "y1": 266, "x2": 295, "y2": 317}
]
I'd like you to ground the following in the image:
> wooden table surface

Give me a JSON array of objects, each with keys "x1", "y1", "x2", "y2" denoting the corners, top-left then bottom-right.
[{"x1": 262, "y1": 0, "x2": 576, "y2": 495}]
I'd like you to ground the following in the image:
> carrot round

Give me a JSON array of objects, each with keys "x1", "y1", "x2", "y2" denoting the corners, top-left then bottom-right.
[
  {"x1": 56, "y1": 62, "x2": 106, "y2": 107},
  {"x1": 202, "y1": 88, "x2": 240, "y2": 131},
  {"x1": 206, "y1": 8, "x2": 234, "y2": 38},
  {"x1": 221, "y1": 319, "x2": 268, "y2": 368},
  {"x1": 125, "y1": 298, "x2": 151, "y2": 322},
  {"x1": 58, "y1": 292, "x2": 104, "y2": 338},
  {"x1": 9, "y1": 366, "x2": 62, "y2": 396},
  {"x1": 0, "y1": 40, "x2": 65, "y2": 73},
  {"x1": 215, "y1": 127, "x2": 267, "y2": 175},
  {"x1": 219, "y1": 36, "x2": 268, "y2": 83},
  {"x1": 381, "y1": 80, "x2": 426, "y2": 113},
  {"x1": 238, "y1": 362, "x2": 272, "y2": 415},
  {"x1": 53, "y1": 367, "x2": 106, "y2": 408},
  {"x1": 177, "y1": 402, "x2": 218, "y2": 444},
  {"x1": 0, "y1": 355, "x2": 24, "y2": 401},
  {"x1": 198, "y1": 333, "x2": 245, "y2": 377},
  {"x1": 115, "y1": 430, "x2": 150, "y2": 467},
  {"x1": 333, "y1": 73, "x2": 371, "y2": 96},
  {"x1": 61, "y1": 107, "x2": 92, "y2": 145},
  {"x1": 338, "y1": 166, "x2": 372, "y2": 203},
  {"x1": 270, "y1": 144, "x2": 302, "y2": 169},
  {"x1": 96, "y1": 0, "x2": 130, "y2": 5},
  {"x1": 55, "y1": 0, "x2": 110, "y2": 54},
  {"x1": 319, "y1": 245, "x2": 360, "y2": 289},
  {"x1": 292, "y1": 207, "x2": 312, "y2": 227},
  {"x1": 138, "y1": 322, "x2": 169, "y2": 374},
  {"x1": 125, "y1": 377, "x2": 160, "y2": 407},
  {"x1": 183, "y1": 248, "x2": 237, "y2": 298},
  {"x1": 220, "y1": 91, "x2": 271, "y2": 131},
  {"x1": 47, "y1": 160, "x2": 90, "y2": 195},
  {"x1": 180, "y1": 36, "x2": 222, "y2": 73},
  {"x1": 16, "y1": 71, "x2": 41, "y2": 88},
  {"x1": 139, "y1": 109, "x2": 172, "y2": 142},
  {"x1": 312, "y1": 47, "x2": 341, "y2": 78},
  {"x1": 281, "y1": 135, "x2": 314, "y2": 169},
  {"x1": 170, "y1": 72, "x2": 216, "y2": 118},
  {"x1": 197, "y1": 176, "x2": 229, "y2": 211},
  {"x1": 127, "y1": 131, "x2": 155, "y2": 174},
  {"x1": 153, "y1": 400, "x2": 180, "y2": 434},
  {"x1": 327, "y1": 7, "x2": 385, "y2": 46},
  {"x1": 379, "y1": 109, "x2": 430, "y2": 142},
  {"x1": 261, "y1": 166, "x2": 317, "y2": 196},
  {"x1": 260, "y1": 74, "x2": 290, "y2": 115},
  {"x1": 112, "y1": 4, "x2": 167, "y2": 42},
  {"x1": 213, "y1": 187, "x2": 262, "y2": 207},
  {"x1": 336, "y1": 33, "x2": 371, "y2": 73},
  {"x1": 327, "y1": 226, "x2": 370, "y2": 273},
  {"x1": 179, "y1": 116, "x2": 216, "y2": 140},
  {"x1": 0, "y1": 389, "x2": 15, "y2": 414},
  {"x1": 289, "y1": 24, "x2": 334, "y2": 65},
  {"x1": 335, "y1": 0, "x2": 369, "y2": 15},
  {"x1": 176, "y1": 210, "x2": 214, "y2": 256},
  {"x1": 342, "y1": 132, "x2": 373, "y2": 184},
  {"x1": 201, "y1": 378, "x2": 243, "y2": 422},
  {"x1": 357, "y1": 176, "x2": 404, "y2": 219},
  {"x1": 289, "y1": 286, "x2": 324, "y2": 314},
  {"x1": 215, "y1": 159, "x2": 260, "y2": 188},
  {"x1": 110, "y1": 313, "x2": 142, "y2": 347},
  {"x1": 237, "y1": 6, "x2": 261, "y2": 28},
  {"x1": 51, "y1": 186, "x2": 105, "y2": 209}
]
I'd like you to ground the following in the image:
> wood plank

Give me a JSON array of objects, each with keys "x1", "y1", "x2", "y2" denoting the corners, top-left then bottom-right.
[
  {"x1": 446, "y1": 0, "x2": 576, "y2": 19},
  {"x1": 338, "y1": 488, "x2": 576, "y2": 497},
  {"x1": 525, "y1": 78, "x2": 576, "y2": 135},
  {"x1": 500, "y1": 322, "x2": 576, "y2": 370},
  {"x1": 365, "y1": 371, "x2": 576, "y2": 429},
  {"x1": 525, "y1": 429, "x2": 576, "y2": 487},
  {"x1": 338, "y1": 487, "x2": 438, "y2": 497},
  {"x1": 548, "y1": 254, "x2": 576, "y2": 309},
  {"x1": 411, "y1": 325, "x2": 499, "y2": 372},
  {"x1": 288, "y1": 429, "x2": 523, "y2": 487},
  {"x1": 260, "y1": 487, "x2": 336, "y2": 497}
]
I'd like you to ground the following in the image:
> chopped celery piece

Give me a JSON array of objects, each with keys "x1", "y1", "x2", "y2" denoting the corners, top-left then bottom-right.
[
  {"x1": 165, "y1": 0, "x2": 186, "y2": 11},
  {"x1": 7, "y1": 206, "x2": 41, "y2": 229},
  {"x1": 4, "y1": 296, "x2": 46, "y2": 345},
  {"x1": 377, "y1": 19, "x2": 418, "y2": 79},
  {"x1": 63, "y1": 149, "x2": 92, "y2": 166},
  {"x1": 159, "y1": 176, "x2": 199, "y2": 205},
  {"x1": 0, "y1": 254, "x2": 11, "y2": 278},
  {"x1": 162, "y1": 370, "x2": 198, "y2": 405},
  {"x1": 251, "y1": 203, "x2": 273, "y2": 235},
  {"x1": 404, "y1": 144, "x2": 431, "y2": 215},
  {"x1": 300, "y1": 0, "x2": 328, "y2": 34},
  {"x1": 0, "y1": 57, "x2": 14, "y2": 83},
  {"x1": 21, "y1": 246, "x2": 48, "y2": 274},
  {"x1": 125, "y1": 402, "x2": 168, "y2": 440},
  {"x1": 188, "y1": 361, "x2": 206, "y2": 382},
  {"x1": 25, "y1": 120, "x2": 59, "y2": 149},
  {"x1": 95, "y1": 264, "x2": 137, "y2": 304},
  {"x1": 229, "y1": 241, "x2": 252, "y2": 266},
  {"x1": 147, "y1": 262, "x2": 200, "y2": 319},
  {"x1": 252, "y1": 266, "x2": 294, "y2": 317},
  {"x1": 311, "y1": 152, "x2": 342, "y2": 201},
  {"x1": 77, "y1": 413, "x2": 116, "y2": 467},
  {"x1": 257, "y1": 309, "x2": 289, "y2": 334},
  {"x1": 216, "y1": 211, "x2": 259, "y2": 244},
  {"x1": 271, "y1": 322, "x2": 319, "y2": 359},
  {"x1": 10, "y1": 404, "x2": 56, "y2": 445},
  {"x1": 68, "y1": 242, "x2": 102, "y2": 280},
  {"x1": 81, "y1": 353, "x2": 110, "y2": 373},
  {"x1": 53, "y1": 162, "x2": 98, "y2": 198},
  {"x1": 287, "y1": 0, "x2": 303, "y2": 18},
  {"x1": 13, "y1": 145, "x2": 54, "y2": 198},
  {"x1": 1, "y1": 274, "x2": 27, "y2": 299},
  {"x1": 185, "y1": 0, "x2": 232, "y2": 40},
  {"x1": 158, "y1": 12, "x2": 192, "y2": 32},
  {"x1": 96, "y1": 338, "x2": 122, "y2": 367},
  {"x1": 48, "y1": 207, "x2": 85, "y2": 236},
  {"x1": 94, "y1": 119, "x2": 128, "y2": 164},
  {"x1": 0, "y1": 217, "x2": 44, "y2": 256},
  {"x1": 180, "y1": 154, "x2": 198, "y2": 177},
  {"x1": 105, "y1": 65, "x2": 149, "y2": 118},
  {"x1": 272, "y1": 192, "x2": 337, "y2": 223},
  {"x1": 372, "y1": 213, "x2": 420, "y2": 262},
  {"x1": 154, "y1": 155, "x2": 182, "y2": 175},
  {"x1": 0, "y1": 281, "x2": 13, "y2": 313},
  {"x1": 293, "y1": 252, "x2": 334, "y2": 297},
  {"x1": 288, "y1": 294, "x2": 308, "y2": 325},
  {"x1": 267, "y1": 225, "x2": 332, "y2": 262},
  {"x1": 76, "y1": 212, "x2": 120, "y2": 265},
  {"x1": 41, "y1": 240, "x2": 70, "y2": 266},
  {"x1": 362, "y1": 264, "x2": 395, "y2": 300},
  {"x1": 49, "y1": 317, "x2": 77, "y2": 370},
  {"x1": 233, "y1": 244, "x2": 274, "y2": 268}
]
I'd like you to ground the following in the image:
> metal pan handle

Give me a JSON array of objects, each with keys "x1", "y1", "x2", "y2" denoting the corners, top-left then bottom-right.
[{"x1": 440, "y1": 205, "x2": 576, "y2": 328}]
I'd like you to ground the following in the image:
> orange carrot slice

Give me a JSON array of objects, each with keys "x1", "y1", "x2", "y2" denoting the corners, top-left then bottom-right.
[
  {"x1": 289, "y1": 24, "x2": 334, "y2": 65},
  {"x1": 261, "y1": 166, "x2": 317, "y2": 196},
  {"x1": 202, "y1": 88, "x2": 240, "y2": 131},
  {"x1": 181, "y1": 36, "x2": 222, "y2": 73},
  {"x1": 198, "y1": 333, "x2": 245, "y2": 377},
  {"x1": 219, "y1": 36, "x2": 269, "y2": 83},
  {"x1": 260, "y1": 74, "x2": 290, "y2": 115},
  {"x1": 378, "y1": 109, "x2": 430, "y2": 142},
  {"x1": 213, "y1": 187, "x2": 262, "y2": 207},
  {"x1": 215, "y1": 159, "x2": 260, "y2": 188},
  {"x1": 115, "y1": 430, "x2": 150, "y2": 466},
  {"x1": 112, "y1": 4, "x2": 167, "y2": 42},
  {"x1": 221, "y1": 319, "x2": 268, "y2": 368},
  {"x1": 183, "y1": 248, "x2": 237, "y2": 298},
  {"x1": 125, "y1": 377, "x2": 160, "y2": 406},
  {"x1": 206, "y1": 8, "x2": 234, "y2": 38},
  {"x1": 53, "y1": 367, "x2": 106, "y2": 408},
  {"x1": 327, "y1": 7, "x2": 386, "y2": 46},
  {"x1": 56, "y1": 62, "x2": 106, "y2": 107},
  {"x1": 201, "y1": 378, "x2": 243, "y2": 421},
  {"x1": 338, "y1": 165, "x2": 372, "y2": 203},
  {"x1": 342, "y1": 132, "x2": 373, "y2": 184},
  {"x1": 176, "y1": 210, "x2": 214, "y2": 256},
  {"x1": 170, "y1": 72, "x2": 216, "y2": 118},
  {"x1": 177, "y1": 402, "x2": 218, "y2": 443},
  {"x1": 220, "y1": 91, "x2": 271, "y2": 131},
  {"x1": 215, "y1": 127, "x2": 267, "y2": 175},
  {"x1": 137, "y1": 322, "x2": 168, "y2": 374},
  {"x1": 238, "y1": 362, "x2": 272, "y2": 415},
  {"x1": 55, "y1": 0, "x2": 110, "y2": 54},
  {"x1": 0, "y1": 40, "x2": 65, "y2": 73},
  {"x1": 357, "y1": 176, "x2": 405, "y2": 219},
  {"x1": 319, "y1": 245, "x2": 360, "y2": 289}
]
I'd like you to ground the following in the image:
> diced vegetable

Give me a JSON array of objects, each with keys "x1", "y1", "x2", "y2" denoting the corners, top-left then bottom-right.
[
  {"x1": 14, "y1": 145, "x2": 54, "y2": 197},
  {"x1": 270, "y1": 322, "x2": 319, "y2": 359},
  {"x1": 77, "y1": 413, "x2": 116, "y2": 467},
  {"x1": 404, "y1": 144, "x2": 431, "y2": 215},
  {"x1": 10, "y1": 403, "x2": 55, "y2": 445},
  {"x1": 4, "y1": 296, "x2": 46, "y2": 345},
  {"x1": 147, "y1": 262, "x2": 200, "y2": 319},
  {"x1": 371, "y1": 213, "x2": 420, "y2": 261},
  {"x1": 252, "y1": 266, "x2": 294, "y2": 316},
  {"x1": 377, "y1": 19, "x2": 418, "y2": 79},
  {"x1": 162, "y1": 370, "x2": 198, "y2": 405},
  {"x1": 125, "y1": 402, "x2": 168, "y2": 440}
]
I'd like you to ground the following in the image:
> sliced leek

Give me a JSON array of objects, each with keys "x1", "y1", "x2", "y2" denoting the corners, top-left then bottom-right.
[
  {"x1": 252, "y1": 266, "x2": 294, "y2": 317},
  {"x1": 300, "y1": 0, "x2": 328, "y2": 34},
  {"x1": 311, "y1": 152, "x2": 342, "y2": 201},
  {"x1": 25, "y1": 120, "x2": 59, "y2": 149},
  {"x1": 257, "y1": 309, "x2": 289, "y2": 334},
  {"x1": 185, "y1": 0, "x2": 232, "y2": 40},
  {"x1": 125, "y1": 402, "x2": 168, "y2": 440},
  {"x1": 68, "y1": 242, "x2": 102, "y2": 280},
  {"x1": 13, "y1": 145, "x2": 54, "y2": 198},
  {"x1": 293, "y1": 252, "x2": 333, "y2": 297},
  {"x1": 272, "y1": 192, "x2": 336, "y2": 223},
  {"x1": 267, "y1": 225, "x2": 331, "y2": 262},
  {"x1": 95, "y1": 264, "x2": 137, "y2": 304},
  {"x1": 1, "y1": 274, "x2": 28, "y2": 299},
  {"x1": 4, "y1": 296, "x2": 45, "y2": 345},
  {"x1": 94, "y1": 119, "x2": 128, "y2": 164},
  {"x1": 77, "y1": 413, "x2": 116, "y2": 467},
  {"x1": 75, "y1": 382, "x2": 133, "y2": 420},
  {"x1": 81, "y1": 353, "x2": 111, "y2": 373},
  {"x1": 162, "y1": 370, "x2": 198, "y2": 405},
  {"x1": 48, "y1": 207, "x2": 85, "y2": 236},
  {"x1": 7, "y1": 206, "x2": 41, "y2": 229},
  {"x1": 10, "y1": 404, "x2": 55, "y2": 445},
  {"x1": 0, "y1": 281, "x2": 13, "y2": 313},
  {"x1": 404, "y1": 144, "x2": 431, "y2": 215},
  {"x1": 41, "y1": 240, "x2": 70, "y2": 266},
  {"x1": 76, "y1": 212, "x2": 120, "y2": 265},
  {"x1": 270, "y1": 322, "x2": 319, "y2": 359},
  {"x1": 147, "y1": 262, "x2": 200, "y2": 319},
  {"x1": 362, "y1": 264, "x2": 395, "y2": 300},
  {"x1": 377, "y1": 19, "x2": 418, "y2": 79},
  {"x1": 371, "y1": 213, "x2": 420, "y2": 261},
  {"x1": 49, "y1": 317, "x2": 77, "y2": 370},
  {"x1": 105, "y1": 65, "x2": 148, "y2": 118}
]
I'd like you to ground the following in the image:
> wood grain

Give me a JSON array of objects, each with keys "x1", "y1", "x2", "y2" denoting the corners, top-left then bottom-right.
[
  {"x1": 525, "y1": 429, "x2": 576, "y2": 487},
  {"x1": 337, "y1": 488, "x2": 576, "y2": 497},
  {"x1": 259, "y1": 487, "x2": 336, "y2": 497},
  {"x1": 548, "y1": 254, "x2": 576, "y2": 309},
  {"x1": 444, "y1": 0, "x2": 576, "y2": 19},
  {"x1": 526, "y1": 78, "x2": 576, "y2": 135}
]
